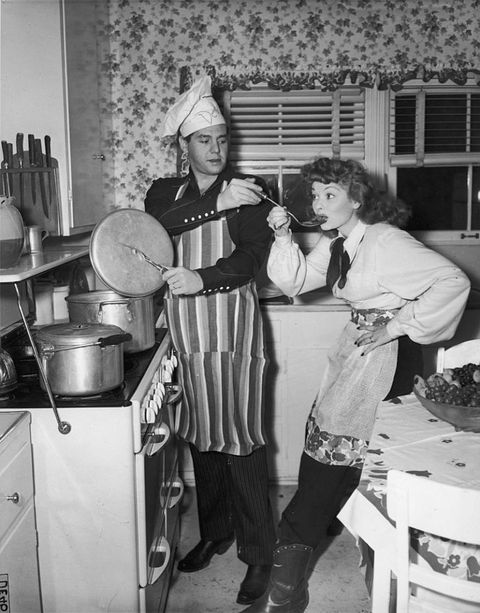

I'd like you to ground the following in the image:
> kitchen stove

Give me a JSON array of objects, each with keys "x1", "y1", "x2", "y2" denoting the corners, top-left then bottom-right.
[{"x1": 0, "y1": 323, "x2": 183, "y2": 613}]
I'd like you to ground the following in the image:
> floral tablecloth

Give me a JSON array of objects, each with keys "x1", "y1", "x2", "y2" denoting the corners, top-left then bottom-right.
[{"x1": 338, "y1": 393, "x2": 480, "y2": 611}]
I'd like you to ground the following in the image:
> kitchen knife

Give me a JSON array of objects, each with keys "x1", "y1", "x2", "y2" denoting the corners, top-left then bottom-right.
[
  {"x1": 44, "y1": 135, "x2": 54, "y2": 205},
  {"x1": 6, "y1": 142, "x2": 14, "y2": 196},
  {"x1": 28, "y1": 134, "x2": 36, "y2": 205},
  {"x1": 35, "y1": 138, "x2": 49, "y2": 219},
  {"x1": 1, "y1": 140, "x2": 9, "y2": 195},
  {"x1": 16, "y1": 133, "x2": 25, "y2": 210}
]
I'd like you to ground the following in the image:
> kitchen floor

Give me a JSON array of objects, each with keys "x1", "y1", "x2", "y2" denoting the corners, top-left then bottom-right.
[{"x1": 165, "y1": 484, "x2": 371, "y2": 613}]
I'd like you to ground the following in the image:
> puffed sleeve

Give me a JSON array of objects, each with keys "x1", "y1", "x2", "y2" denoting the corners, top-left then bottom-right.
[
  {"x1": 379, "y1": 228, "x2": 471, "y2": 344},
  {"x1": 267, "y1": 232, "x2": 332, "y2": 296}
]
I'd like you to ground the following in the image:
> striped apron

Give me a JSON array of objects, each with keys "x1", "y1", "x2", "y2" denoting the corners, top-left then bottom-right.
[{"x1": 164, "y1": 214, "x2": 268, "y2": 456}]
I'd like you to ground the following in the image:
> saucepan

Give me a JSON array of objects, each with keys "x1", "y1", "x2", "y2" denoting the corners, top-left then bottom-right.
[
  {"x1": 66, "y1": 290, "x2": 155, "y2": 353},
  {"x1": 35, "y1": 322, "x2": 132, "y2": 396}
]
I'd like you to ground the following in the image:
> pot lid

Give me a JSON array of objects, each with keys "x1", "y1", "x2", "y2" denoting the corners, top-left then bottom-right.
[
  {"x1": 35, "y1": 322, "x2": 126, "y2": 347},
  {"x1": 89, "y1": 209, "x2": 174, "y2": 297}
]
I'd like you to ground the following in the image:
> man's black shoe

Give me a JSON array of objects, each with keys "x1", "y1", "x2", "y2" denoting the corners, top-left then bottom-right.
[
  {"x1": 177, "y1": 535, "x2": 235, "y2": 573},
  {"x1": 236, "y1": 564, "x2": 271, "y2": 605}
]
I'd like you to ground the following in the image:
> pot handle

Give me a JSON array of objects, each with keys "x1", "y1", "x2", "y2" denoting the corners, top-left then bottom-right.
[{"x1": 98, "y1": 333, "x2": 132, "y2": 347}]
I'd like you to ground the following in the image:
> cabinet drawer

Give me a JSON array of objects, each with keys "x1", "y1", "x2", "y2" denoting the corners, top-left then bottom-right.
[
  {"x1": 0, "y1": 441, "x2": 34, "y2": 540},
  {"x1": 0, "y1": 504, "x2": 42, "y2": 613}
]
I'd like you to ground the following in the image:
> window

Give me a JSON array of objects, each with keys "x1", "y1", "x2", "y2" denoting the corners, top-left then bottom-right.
[
  {"x1": 221, "y1": 85, "x2": 365, "y2": 163},
  {"x1": 389, "y1": 82, "x2": 480, "y2": 234},
  {"x1": 215, "y1": 79, "x2": 480, "y2": 238},
  {"x1": 217, "y1": 84, "x2": 367, "y2": 230}
]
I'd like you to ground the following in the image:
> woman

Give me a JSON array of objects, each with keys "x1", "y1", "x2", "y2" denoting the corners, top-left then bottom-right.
[{"x1": 242, "y1": 157, "x2": 471, "y2": 613}]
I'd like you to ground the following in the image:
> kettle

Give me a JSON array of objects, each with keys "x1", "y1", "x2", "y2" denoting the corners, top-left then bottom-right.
[
  {"x1": 0, "y1": 195, "x2": 25, "y2": 269},
  {"x1": 0, "y1": 347, "x2": 18, "y2": 396}
]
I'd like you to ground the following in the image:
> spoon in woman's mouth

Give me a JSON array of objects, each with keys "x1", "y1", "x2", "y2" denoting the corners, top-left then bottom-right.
[{"x1": 260, "y1": 193, "x2": 323, "y2": 228}]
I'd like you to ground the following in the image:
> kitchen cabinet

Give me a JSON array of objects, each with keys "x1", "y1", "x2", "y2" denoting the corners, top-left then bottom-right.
[
  {"x1": 0, "y1": 411, "x2": 42, "y2": 613},
  {"x1": 262, "y1": 305, "x2": 351, "y2": 482},
  {"x1": 0, "y1": 0, "x2": 112, "y2": 235}
]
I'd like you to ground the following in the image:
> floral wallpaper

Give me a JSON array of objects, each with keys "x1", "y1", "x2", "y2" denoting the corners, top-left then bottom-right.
[{"x1": 100, "y1": 0, "x2": 480, "y2": 209}]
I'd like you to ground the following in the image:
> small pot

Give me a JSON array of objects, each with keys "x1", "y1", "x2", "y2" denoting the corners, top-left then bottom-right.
[
  {"x1": 35, "y1": 322, "x2": 131, "y2": 396},
  {"x1": 66, "y1": 290, "x2": 155, "y2": 353}
]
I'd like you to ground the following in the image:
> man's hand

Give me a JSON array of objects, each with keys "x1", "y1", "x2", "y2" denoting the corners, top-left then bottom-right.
[
  {"x1": 217, "y1": 177, "x2": 265, "y2": 212},
  {"x1": 164, "y1": 267, "x2": 203, "y2": 295}
]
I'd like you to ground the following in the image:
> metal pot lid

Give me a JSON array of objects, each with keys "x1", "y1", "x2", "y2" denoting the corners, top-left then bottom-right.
[
  {"x1": 35, "y1": 322, "x2": 126, "y2": 347},
  {"x1": 89, "y1": 208, "x2": 174, "y2": 297}
]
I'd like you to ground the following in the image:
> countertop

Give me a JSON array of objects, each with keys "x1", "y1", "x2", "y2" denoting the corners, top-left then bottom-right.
[{"x1": 260, "y1": 287, "x2": 480, "y2": 312}]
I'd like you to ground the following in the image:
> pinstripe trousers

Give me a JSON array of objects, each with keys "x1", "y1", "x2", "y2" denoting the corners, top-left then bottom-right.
[{"x1": 189, "y1": 443, "x2": 276, "y2": 565}]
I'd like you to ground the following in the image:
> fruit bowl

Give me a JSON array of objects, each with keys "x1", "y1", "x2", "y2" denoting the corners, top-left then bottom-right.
[{"x1": 413, "y1": 375, "x2": 480, "y2": 433}]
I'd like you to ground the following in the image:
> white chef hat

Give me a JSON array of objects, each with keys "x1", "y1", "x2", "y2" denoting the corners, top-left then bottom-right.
[{"x1": 162, "y1": 75, "x2": 226, "y2": 138}]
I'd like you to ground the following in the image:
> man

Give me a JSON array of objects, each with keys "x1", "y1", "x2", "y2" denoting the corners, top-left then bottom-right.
[{"x1": 144, "y1": 75, "x2": 275, "y2": 605}]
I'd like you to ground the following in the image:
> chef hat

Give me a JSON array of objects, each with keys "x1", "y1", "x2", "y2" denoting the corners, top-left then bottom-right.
[{"x1": 162, "y1": 75, "x2": 226, "y2": 138}]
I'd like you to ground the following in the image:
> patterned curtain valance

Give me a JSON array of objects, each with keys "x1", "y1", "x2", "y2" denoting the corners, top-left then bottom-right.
[{"x1": 182, "y1": 65, "x2": 480, "y2": 93}]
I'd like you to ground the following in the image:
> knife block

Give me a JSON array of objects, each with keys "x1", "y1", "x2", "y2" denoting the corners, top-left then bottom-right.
[{"x1": 0, "y1": 156, "x2": 61, "y2": 236}]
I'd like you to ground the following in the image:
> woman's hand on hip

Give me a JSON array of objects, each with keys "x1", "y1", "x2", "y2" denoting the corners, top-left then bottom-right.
[
  {"x1": 164, "y1": 267, "x2": 203, "y2": 295},
  {"x1": 355, "y1": 325, "x2": 395, "y2": 356}
]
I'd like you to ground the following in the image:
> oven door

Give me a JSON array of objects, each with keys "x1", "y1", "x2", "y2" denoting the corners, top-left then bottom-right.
[{"x1": 136, "y1": 382, "x2": 183, "y2": 589}]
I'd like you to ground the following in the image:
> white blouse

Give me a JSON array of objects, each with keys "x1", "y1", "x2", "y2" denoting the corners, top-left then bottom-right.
[{"x1": 267, "y1": 221, "x2": 471, "y2": 345}]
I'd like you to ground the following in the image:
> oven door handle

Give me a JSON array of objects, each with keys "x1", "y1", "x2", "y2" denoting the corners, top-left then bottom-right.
[
  {"x1": 164, "y1": 382, "x2": 182, "y2": 405},
  {"x1": 144, "y1": 422, "x2": 171, "y2": 456},
  {"x1": 167, "y1": 478, "x2": 184, "y2": 509},
  {"x1": 147, "y1": 536, "x2": 170, "y2": 585}
]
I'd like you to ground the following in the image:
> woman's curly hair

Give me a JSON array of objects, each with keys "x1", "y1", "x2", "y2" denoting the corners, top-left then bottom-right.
[{"x1": 301, "y1": 157, "x2": 411, "y2": 228}]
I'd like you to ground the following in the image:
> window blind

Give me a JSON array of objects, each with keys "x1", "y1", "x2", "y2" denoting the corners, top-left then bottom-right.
[
  {"x1": 390, "y1": 86, "x2": 480, "y2": 166},
  {"x1": 220, "y1": 85, "x2": 365, "y2": 163}
]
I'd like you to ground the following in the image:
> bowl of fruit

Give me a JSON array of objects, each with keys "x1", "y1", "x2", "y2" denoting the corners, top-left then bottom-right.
[{"x1": 413, "y1": 362, "x2": 480, "y2": 432}]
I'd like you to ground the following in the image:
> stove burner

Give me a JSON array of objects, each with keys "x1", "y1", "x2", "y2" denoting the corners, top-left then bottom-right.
[
  {"x1": 50, "y1": 381, "x2": 126, "y2": 401},
  {"x1": 124, "y1": 355, "x2": 140, "y2": 373}
]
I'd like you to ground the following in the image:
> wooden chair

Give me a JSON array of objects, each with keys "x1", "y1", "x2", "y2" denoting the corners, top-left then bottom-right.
[
  {"x1": 436, "y1": 339, "x2": 480, "y2": 373},
  {"x1": 386, "y1": 469, "x2": 480, "y2": 612}
]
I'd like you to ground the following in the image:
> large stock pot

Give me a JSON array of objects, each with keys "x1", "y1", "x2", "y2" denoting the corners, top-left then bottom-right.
[
  {"x1": 35, "y1": 322, "x2": 132, "y2": 396},
  {"x1": 66, "y1": 290, "x2": 154, "y2": 353}
]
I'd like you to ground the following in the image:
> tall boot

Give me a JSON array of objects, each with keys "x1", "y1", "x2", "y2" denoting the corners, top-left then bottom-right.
[{"x1": 240, "y1": 543, "x2": 313, "y2": 613}]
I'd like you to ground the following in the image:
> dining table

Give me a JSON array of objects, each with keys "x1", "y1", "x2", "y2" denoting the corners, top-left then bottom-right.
[{"x1": 338, "y1": 393, "x2": 480, "y2": 613}]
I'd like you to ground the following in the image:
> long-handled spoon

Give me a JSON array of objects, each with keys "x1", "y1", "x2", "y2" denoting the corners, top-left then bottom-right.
[
  {"x1": 260, "y1": 193, "x2": 322, "y2": 228},
  {"x1": 119, "y1": 243, "x2": 169, "y2": 273}
]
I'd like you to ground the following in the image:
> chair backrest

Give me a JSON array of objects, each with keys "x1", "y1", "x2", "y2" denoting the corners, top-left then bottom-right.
[
  {"x1": 386, "y1": 469, "x2": 480, "y2": 612},
  {"x1": 436, "y1": 339, "x2": 480, "y2": 373}
]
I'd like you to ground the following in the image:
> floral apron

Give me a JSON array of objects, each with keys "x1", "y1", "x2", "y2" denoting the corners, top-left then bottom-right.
[{"x1": 305, "y1": 310, "x2": 399, "y2": 467}]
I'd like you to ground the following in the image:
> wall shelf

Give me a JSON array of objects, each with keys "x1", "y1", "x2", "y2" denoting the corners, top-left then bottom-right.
[{"x1": 0, "y1": 243, "x2": 89, "y2": 283}]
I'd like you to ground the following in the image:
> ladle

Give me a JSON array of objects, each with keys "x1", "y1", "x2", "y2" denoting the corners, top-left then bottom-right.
[{"x1": 260, "y1": 194, "x2": 322, "y2": 228}]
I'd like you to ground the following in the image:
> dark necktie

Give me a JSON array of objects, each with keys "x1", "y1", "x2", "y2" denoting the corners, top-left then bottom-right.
[{"x1": 326, "y1": 237, "x2": 351, "y2": 289}]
